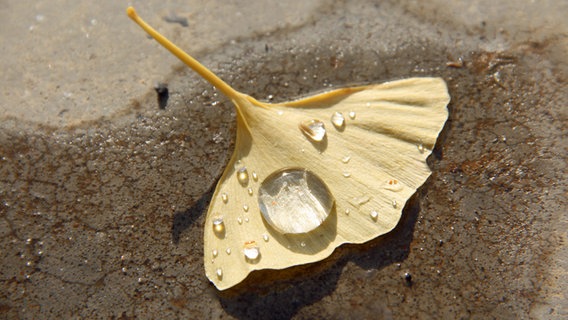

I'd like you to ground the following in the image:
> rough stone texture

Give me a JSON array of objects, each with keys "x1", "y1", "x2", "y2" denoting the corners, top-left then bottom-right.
[{"x1": 0, "y1": 0, "x2": 566, "y2": 319}]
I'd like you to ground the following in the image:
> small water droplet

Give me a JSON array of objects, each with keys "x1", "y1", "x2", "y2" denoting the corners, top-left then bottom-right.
[
  {"x1": 366, "y1": 102, "x2": 371, "y2": 107},
  {"x1": 247, "y1": 187, "x2": 253, "y2": 196},
  {"x1": 262, "y1": 234, "x2": 269, "y2": 242},
  {"x1": 216, "y1": 268, "x2": 223, "y2": 279},
  {"x1": 331, "y1": 112, "x2": 345, "y2": 128},
  {"x1": 417, "y1": 144, "x2": 425, "y2": 153},
  {"x1": 258, "y1": 168, "x2": 335, "y2": 234},
  {"x1": 370, "y1": 210, "x2": 378, "y2": 220},
  {"x1": 212, "y1": 249, "x2": 218, "y2": 258},
  {"x1": 245, "y1": 217, "x2": 250, "y2": 223},
  {"x1": 237, "y1": 167, "x2": 249, "y2": 186},
  {"x1": 226, "y1": 248, "x2": 232, "y2": 255},
  {"x1": 404, "y1": 272, "x2": 412, "y2": 286},
  {"x1": 234, "y1": 160, "x2": 243, "y2": 169},
  {"x1": 392, "y1": 200, "x2": 398, "y2": 208},
  {"x1": 341, "y1": 155, "x2": 351, "y2": 164},
  {"x1": 299, "y1": 119, "x2": 326, "y2": 142},
  {"x1": 237, "y1": 217, "x2": 243, "y2": 224},
  {"x1": 349, "y1": 194, "x2": 371, "y2": 207},
  {"x1": 243, "y1": 204, "x2": 249, "y2": 212},
  {"x1": 384, "y1": 179, "x2": 403, "y2": 192},
  {"x1": 212, "y1": 216, "x2": 225, "y2": 235},
  {"x1": 243, "y1": 241, "x2": 260, "y2": 261},
  {"x1": 344, "y1": 209, "x2": 350, "y2": 215},
  {"x1": 252, "y1": 171, "x2": 258, "y2": 181},
  {"x1": 342, "y1": 172, "x2": 351, "y2": 178},
  {"x1": 348, "y1": 111, "x2": 356, "y2": 119},
  {"x1": 300, "y1": 241, "x2": 306, "y2": 247},
  {"x1": 221, "y1": 193, "x2": 228, "y2": 203}
]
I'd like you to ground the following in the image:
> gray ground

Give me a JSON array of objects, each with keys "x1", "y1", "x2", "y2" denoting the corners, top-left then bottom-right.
[{"x1": 1, "y1": 0, "x2": 566, "y2": 319}]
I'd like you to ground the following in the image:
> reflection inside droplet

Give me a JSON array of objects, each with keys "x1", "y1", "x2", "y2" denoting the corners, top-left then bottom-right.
[
  {"x1": 418, "y1": 143, "x2": 425, "y2": 153},
  {"x1": 237, "y1": 167, "x2": 249, "y2": 185},
  {"x1": 299, "y1": 119, "x2": 326, "y2": 142},
  {"x1": 243, "y1": 241, "x2": 260, "y2": 261},
  {"x1": 331, "y1": 112, "x2": 345, "y2": 129},
  {"x1": 258, "y1": 168, "x2": 334, "y2": 234},
  {"x1": 370, "y1": 210, "x2": 378, "y2": 220},
  {"x1": 212, "y1": 216, "x2": 224, "y2": 235}
]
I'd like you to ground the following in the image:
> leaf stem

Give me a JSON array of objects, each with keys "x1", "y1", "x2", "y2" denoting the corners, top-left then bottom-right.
[{"x1": 126, "y1": 7, "x2": 242, "y2": 101}]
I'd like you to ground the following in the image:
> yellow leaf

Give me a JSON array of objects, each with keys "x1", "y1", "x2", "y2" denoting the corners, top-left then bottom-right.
[{"x1": 127, "y1": 7, "x2": 450, "y2": 290}]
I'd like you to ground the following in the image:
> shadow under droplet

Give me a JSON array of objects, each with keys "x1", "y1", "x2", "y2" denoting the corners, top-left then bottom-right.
[
  {"x1": 303, "y1": 131, "x2": 328, "y2": 153},
  {"x1": 269, "y1": 205, "x2": 337, "y2": 255}
]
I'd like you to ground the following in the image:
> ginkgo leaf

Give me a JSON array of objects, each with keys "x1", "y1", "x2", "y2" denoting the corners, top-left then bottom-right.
[{"x1": 127, "y1": 7, "x2": 450, "y2": 290}]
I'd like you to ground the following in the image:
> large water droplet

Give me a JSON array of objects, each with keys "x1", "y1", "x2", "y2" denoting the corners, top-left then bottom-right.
[
  {"x1": 331, "y1": 112, "x2": 345, "y2": 129},
  {"x1": 258, "y1": 168, "x2": 334, "y2": 234},
  {"x1": 299, "y1": 120, "x2": 326, "y2": 142},
  {"x1": 243, "y1": 241, "x2": 260, "y2": 261},
  {"x1": 237, "y1": 167, "x2": 249, "y2": 186}
]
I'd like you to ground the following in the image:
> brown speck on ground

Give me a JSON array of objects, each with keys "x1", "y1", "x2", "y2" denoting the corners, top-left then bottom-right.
[{"x1": 1, "y1": 0, "x2": 566, "y2": 319}]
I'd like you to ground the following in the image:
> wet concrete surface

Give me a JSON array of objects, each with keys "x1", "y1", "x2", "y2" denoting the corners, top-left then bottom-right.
[{"x1": 1, "y1": 0, "x2": 566, "y2": 319}]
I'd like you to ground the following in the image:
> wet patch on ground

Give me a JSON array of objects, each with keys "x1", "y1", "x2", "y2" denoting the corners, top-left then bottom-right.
[{"x1": 1, "y1": 1, "x2": 566, "y2": 318}]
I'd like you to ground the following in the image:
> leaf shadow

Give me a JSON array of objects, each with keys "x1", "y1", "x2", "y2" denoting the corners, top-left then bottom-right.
[
  {"x1": 171, "y1": 189, "x2": 214, "y2": 244},
  {"x1": 217, "y1": 191, "x2": 420, "y2": 320}
]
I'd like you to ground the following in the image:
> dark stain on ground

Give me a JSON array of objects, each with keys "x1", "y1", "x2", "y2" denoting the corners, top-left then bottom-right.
[{"x1": 1, "y1": 9, "x2": 566, "y2": 320}]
